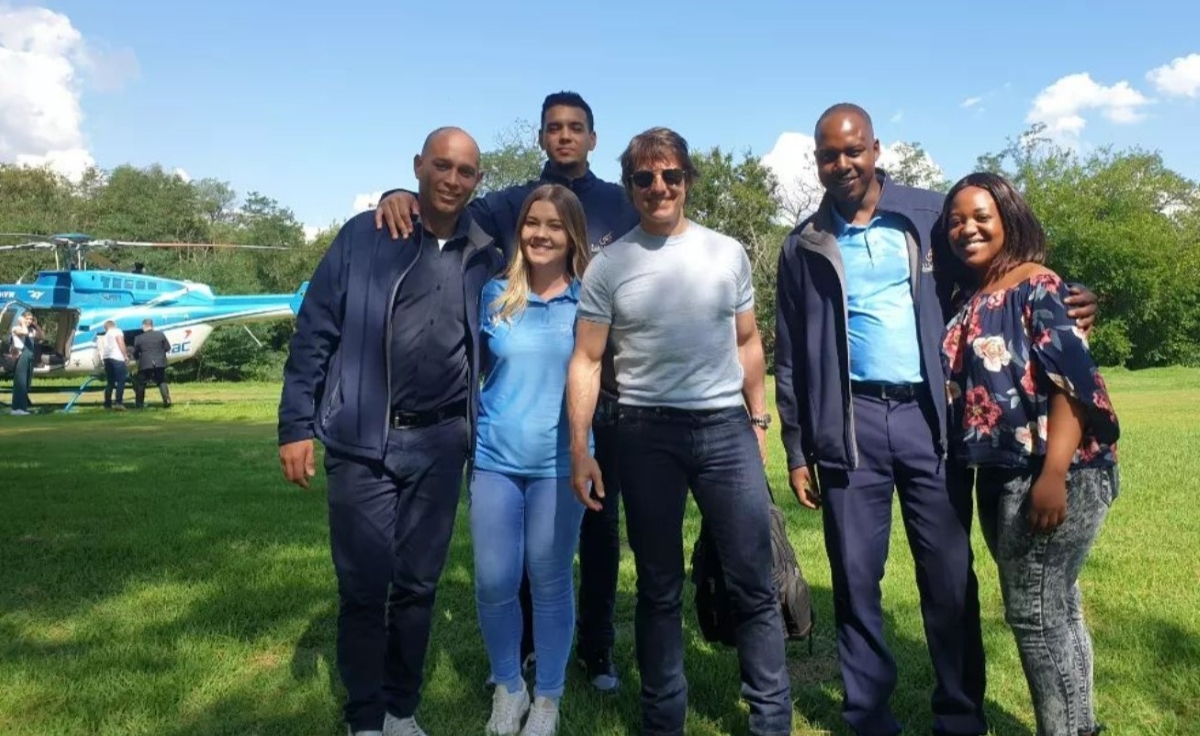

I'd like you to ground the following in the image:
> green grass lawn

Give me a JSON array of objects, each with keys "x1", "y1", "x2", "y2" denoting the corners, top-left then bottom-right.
[{"x1": 1, "y1": 368, "x2": 1197, "y2": 736}]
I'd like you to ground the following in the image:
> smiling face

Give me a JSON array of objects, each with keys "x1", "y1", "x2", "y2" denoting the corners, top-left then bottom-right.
[
  {"x1": 519, "y1": 199, "x2": 572, "y2": 271},
  {"x1": 946, "y1": 186, "x2": 1006, "y2": 274},
  {"x1": 629, "y1": 153, "x2": 688, "y2": 232},
  {"x1": 413, "y1": 128, "x2": 482, "y2": 220},
  {"x1": 814, "y1": 111, "x2": 880, "y2": 209}
]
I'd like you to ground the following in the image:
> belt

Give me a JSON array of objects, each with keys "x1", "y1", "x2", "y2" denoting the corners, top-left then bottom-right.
[
  {"x1": 849, "y1": 381, "x2": 923, "y2": 402},
  {"x1": 390, "y1": 399, "x2": 468, "y2": 429}
]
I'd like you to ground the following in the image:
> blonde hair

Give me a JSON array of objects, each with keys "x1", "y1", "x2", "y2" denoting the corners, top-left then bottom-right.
[{"x1": 491, "y1": 184, "x2": 590, "y2": 324}]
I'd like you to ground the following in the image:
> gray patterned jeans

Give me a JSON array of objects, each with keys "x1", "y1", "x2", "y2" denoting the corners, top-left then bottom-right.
[{"x1": 975, "y1": 465, "x2": 1118, "y2": 736}]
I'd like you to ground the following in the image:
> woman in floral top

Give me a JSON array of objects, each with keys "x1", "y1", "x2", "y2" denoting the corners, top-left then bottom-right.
[{"x1": 939, "y1": 172, "x2": 1119, "y2": 736}]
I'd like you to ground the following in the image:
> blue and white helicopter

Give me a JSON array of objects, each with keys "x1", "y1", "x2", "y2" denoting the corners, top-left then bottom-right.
[{"x1": 0, "y1": 232, "x2": 308, "y2": 410}]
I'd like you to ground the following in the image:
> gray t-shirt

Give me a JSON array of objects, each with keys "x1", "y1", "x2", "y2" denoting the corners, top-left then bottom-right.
[{"x1": 577, "y1": 220, "x2": 754, "y2": 410}]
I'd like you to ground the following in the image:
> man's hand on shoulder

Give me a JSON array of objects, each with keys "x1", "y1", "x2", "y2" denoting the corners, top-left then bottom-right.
[
  {"x1": 374, "y1": 191, "x2": 420, "y2": 241},
  {"x1": 280, "y1": 439, "x2": 316, "y2": 488},
  {"x1": 1064, "y1": 283, "x2": 1099, "y2": 334}
]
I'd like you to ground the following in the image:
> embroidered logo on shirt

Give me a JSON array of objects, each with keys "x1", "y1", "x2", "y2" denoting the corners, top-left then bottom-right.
[
  {"x1": 921, "y1": 247, "x2": 935, "y2": 273},
  {"x1": 591, "y1": 231, "x2": 614, "y2": 253}
]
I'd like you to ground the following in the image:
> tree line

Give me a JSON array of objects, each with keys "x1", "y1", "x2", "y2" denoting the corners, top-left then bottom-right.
[{"x1": 2, "y1": 121, "x2": 1197, "y2": 382}]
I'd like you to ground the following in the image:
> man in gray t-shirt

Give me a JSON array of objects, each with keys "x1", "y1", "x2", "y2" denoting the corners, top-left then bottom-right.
[
  {"x1": 576, "y1": 221, "x2": 754, "y2": 411},
  {"x1": 566, "y1": 126, "x2": 793, "y2": 736}
]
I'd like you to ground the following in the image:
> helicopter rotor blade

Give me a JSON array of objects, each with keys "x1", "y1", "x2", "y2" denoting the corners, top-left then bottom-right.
[
  {"x1": 0, "y1": 242, "x2": 58, "y2": 252},
  {"x1": 88, "y1": 239, "x2": 290, "y2": 250}
]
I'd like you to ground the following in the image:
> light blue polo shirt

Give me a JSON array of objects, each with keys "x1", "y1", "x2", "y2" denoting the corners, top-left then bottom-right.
[
  {"x1": 833, "y1": 209, "x2": 923, "y2": 384},
  {"x1": 474, "y1": 277, "x2": 590, "y2": 478}
]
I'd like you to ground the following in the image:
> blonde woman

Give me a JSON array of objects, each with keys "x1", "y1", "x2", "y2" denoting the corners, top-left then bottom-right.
[{"x1": 470, "y1": 184, "x2": 591, "y2": 736}]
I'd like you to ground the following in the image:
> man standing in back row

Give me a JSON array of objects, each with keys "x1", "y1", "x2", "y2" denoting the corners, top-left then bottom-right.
[
  {"x1": 774, "y1": 103, "x2": 1097, "y2": 736},
  {"x1": 374, "y1": 91, "x2": 639, "y2": 692}
]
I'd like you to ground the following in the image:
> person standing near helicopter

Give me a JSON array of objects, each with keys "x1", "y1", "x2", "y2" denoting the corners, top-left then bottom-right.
[{"x1": 8, "y1": 311, "x2": 37, "y2": 415}]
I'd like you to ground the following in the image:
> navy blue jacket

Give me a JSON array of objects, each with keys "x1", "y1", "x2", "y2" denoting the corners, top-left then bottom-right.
[
  {"x1": 278, "y1": 210, "x2": 504, "y2": 461},
  {"x1": 385, "y1": 163, "x2": 640, "y2": 260},
  {"x1": 774, "y1": 171, "x2": 956, "y2": 472}
]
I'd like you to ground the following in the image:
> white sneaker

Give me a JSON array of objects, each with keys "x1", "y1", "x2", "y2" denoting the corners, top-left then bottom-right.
[
  {"x1": 347, "y1": 729, "x2": 383, "y2": 736},
  {"x1": 9, "y1": 409, "x2": 29, "y2": 415},
  {"x1": 519, "y1": 697, "x2": 559, "y2": 736},
  {"x1": 486, "y1": 683, "x2": 530, "y2": 735},
  {"x1": 382, "y1": 713, "x2": 428, "y2": 736}
]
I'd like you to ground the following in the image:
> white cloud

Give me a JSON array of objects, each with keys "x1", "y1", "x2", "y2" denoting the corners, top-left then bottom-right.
[
  {"x1": 760, "y1": 132, "x2": 945, "y2": 223},
  {"x1": 961, "y1": 96, "x2": 983, "y2": 108},
  {"x1": 1026, "y1": 72, "x2": 1152, "y2": 141},
  {"x1": 173, "y1": 167, "x2": 191, "y2": 182},
  {"x1": 0, "y1": 4, "x2": 136, "y2": 182},
  {"x1": 302, "y1": 224, "x2": 321, "y2": 243},
  {"x1": 352, "y1": 191, "x2": 382, "y2": 212},
  {"x1": 890, "y1": 109, "x2": 904, "y2": 123},
  {"x1": 1147, "y1": 53, "x2": 1200, "y2": 99}
]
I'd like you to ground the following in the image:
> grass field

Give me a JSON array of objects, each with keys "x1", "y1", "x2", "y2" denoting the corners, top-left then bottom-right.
[{"x1": 1, "y1": 368, "x2": 1197, "y2": 736}]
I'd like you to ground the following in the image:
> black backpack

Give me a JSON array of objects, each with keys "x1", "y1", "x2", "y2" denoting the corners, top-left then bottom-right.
[{"x1": 691, "y1": 486, "x2": 814, "y2": 652}]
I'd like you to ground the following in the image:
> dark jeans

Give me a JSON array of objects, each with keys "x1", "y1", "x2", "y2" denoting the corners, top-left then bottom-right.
[
  {"x1": 324, "y1": 416, "x2": 469, "y2": 732},
  {"x1": 619, "y1": 404, "x2": 791, "y2": 736},
  {"x1": 102, "y1": 358, "x2": 127, "y2": 407},
  {"x1": 517, "y1": 403, "x2": 622, "y2": 663},
  {"x1": 11, "y1": 348, "x2": 33, "y2": 411},
  {"x1": 976, "y1": 465, "x2": 1116, "y2": 736},
  {"x1": 818, "y1": 392, "x2": 987, "y2": 736},
  {"x1": 134, "y1": 366, "x2": 171, "y2": 407}
]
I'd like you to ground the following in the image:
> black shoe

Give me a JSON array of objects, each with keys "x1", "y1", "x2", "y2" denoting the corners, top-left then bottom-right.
[{"x1": 577, "y1": 649, "x2": 618, "y2": 692}]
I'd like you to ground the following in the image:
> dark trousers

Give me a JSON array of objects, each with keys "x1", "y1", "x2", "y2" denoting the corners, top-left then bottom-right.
[
  {"x1": 517, "y1": 406, "x2": 622, "y2": 662},
  {"x1": 324, "y1": 416, "x2": 469, "y2": 732},
  {"x1": 134, "y1": 366, "x2": 171, "y2": 407},
  {"x1": 619, "y1": 405, "x2": 792, "y2": 736},
  {"x1": 818, "y1": 392, "x2": 987, "y2": 736},
  {"x1": 11, "y1": 348, "x2": 33, "y2": 411},
  {"x1": 102, "y1": 359, "x2": 127, "y2": 407}
]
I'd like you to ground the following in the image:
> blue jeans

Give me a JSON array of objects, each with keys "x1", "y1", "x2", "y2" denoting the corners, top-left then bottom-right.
[
  {"x1": 617, "y1": 404, "x2": 792, "y2": 736},
  {"x1": 976, "y1": 465, "x2": 1116, "y2": 736},
  {"x1": 103, "y1": 358, "x2": 127, "y2": 407},
  {"x1": 469, "y1": 470, "x2": 586, "y2": 699}
]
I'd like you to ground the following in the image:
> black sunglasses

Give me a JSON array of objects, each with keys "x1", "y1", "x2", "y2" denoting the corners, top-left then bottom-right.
[{"x1": 630, "y1": 168, "x2": 686, "y2": 188}]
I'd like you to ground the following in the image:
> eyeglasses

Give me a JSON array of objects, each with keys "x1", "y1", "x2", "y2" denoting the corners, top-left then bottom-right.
[{"x1": 630, "y1": 168, "x2": 686, "y2": 188}]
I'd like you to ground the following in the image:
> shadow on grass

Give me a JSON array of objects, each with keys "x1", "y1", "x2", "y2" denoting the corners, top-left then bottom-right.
[{"x1": 4, "y1": 414, "x2": 1196, "y2": 736}]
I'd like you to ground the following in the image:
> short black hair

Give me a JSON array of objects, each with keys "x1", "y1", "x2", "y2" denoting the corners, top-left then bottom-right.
[
  {"x1": 940, "y1": 171, "x2": 1048, "y2": 275},
  {"x1": 541, "y1": 91, "x2": 594, "y2": 131},
  {"x1": 814, "y1": 102, "x2": 874, "y2": 140}
]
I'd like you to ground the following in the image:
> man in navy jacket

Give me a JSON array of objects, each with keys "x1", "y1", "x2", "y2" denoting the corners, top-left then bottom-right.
[
  {"x1": 278, "y1": 127, "x2": 504, "y2": 736},
  {"x1": 373, "y1": 92, "x2": 638, "y2": 692},
  {"x1": 774, "y1": 104, "x2": 1096, "y2": 736}
]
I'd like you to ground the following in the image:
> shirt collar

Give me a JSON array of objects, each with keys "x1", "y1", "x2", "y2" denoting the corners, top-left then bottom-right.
[
  {"x1": 539, "y1": 162, "x2": 598, "y2": 191},
  {"x1": 414, "y1": 210, "x2": 474, "y2": 246},
  {"x1": 527, "y1": 277, "x2": 581, "y2": 305}
]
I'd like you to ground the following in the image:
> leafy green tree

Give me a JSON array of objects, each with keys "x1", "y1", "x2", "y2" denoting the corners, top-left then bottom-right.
[{"x1": 477, "y1": 119, "x2": 544, "y2": 196}]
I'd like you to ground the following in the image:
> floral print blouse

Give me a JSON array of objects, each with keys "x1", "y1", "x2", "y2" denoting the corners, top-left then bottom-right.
[{"x1": 941, "y1": 271, "x2": 1120, "y2": 470}]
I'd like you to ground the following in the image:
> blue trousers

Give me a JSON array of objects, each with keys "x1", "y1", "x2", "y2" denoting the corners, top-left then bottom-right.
[
  {"x1": 469, "y1": 470, "x2": 586, "y2": 699},
  {"x1": 323, "y1": 417, "x2": 469, "y2": 732},
  {"x1": 818, "y1": 392, "x2": 987, "y2": 736},
  {"x1": 618, "y1": 405, "x2": 792, "y2": 736},
  {"x1": 103, "y1": 358, "x2": 127, "y2": 407}
]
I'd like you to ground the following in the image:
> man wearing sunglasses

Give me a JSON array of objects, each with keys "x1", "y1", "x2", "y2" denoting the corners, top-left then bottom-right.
[
  {"x1": 567, "y1": 127, "x2": 792, "y2": 736},
  {"x1": 372, "y1": 91, "x2": 638, "y2": 693}
]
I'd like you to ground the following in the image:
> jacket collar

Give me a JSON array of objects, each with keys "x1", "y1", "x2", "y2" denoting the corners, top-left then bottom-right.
[{"x1": 539, "y1": 162, "x2": 599, "y2": 192}]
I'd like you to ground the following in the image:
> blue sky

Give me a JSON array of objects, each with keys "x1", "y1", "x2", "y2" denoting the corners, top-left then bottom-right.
[{"x1": 4, "y1": 0, "x2": 1199, "y2": 235}]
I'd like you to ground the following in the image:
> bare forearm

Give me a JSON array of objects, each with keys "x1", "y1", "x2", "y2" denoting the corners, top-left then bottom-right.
[
  {"x1": 567, "y1": 353, "x2": 601, "y2": 455},
  {"x1": 1044, "y1": 390, "x2": 1084, "y2": 477},
  {"x1": 739, "y1": 333, "x2": 767, "y2": 416}
]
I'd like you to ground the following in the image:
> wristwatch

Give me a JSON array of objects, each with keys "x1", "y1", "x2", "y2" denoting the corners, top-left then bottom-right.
[{"x1": 750, "y1": 413, "x2": 772, "y2": 429}]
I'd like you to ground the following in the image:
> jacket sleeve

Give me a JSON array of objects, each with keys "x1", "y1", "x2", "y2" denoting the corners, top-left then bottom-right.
[
  {"x1": 278, "y1": 220, "x2": 348, "y2": 445},
  {"x1": 773, "y1": 239, "x2": 809, "y2": 470}
]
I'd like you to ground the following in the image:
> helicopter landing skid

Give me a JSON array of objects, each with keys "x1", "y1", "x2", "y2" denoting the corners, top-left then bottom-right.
[{"x1": 61, "y1": 375, "x2": 103, "y2": 413}]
